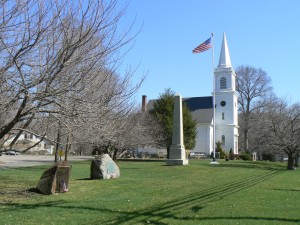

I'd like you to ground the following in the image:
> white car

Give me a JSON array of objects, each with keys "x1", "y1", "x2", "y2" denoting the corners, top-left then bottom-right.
[{"x1": 5, "y1": 150, "x2": 20, "y2": 155}]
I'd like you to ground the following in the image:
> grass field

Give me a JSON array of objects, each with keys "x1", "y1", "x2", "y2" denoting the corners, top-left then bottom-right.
[{"x1": 0, "y1": 159, "x2": 299, "y2": 225}]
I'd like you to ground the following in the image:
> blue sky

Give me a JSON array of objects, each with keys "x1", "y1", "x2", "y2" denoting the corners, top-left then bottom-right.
[{"x1": 118, "y1": 0, "x2": 300, "y2": 104}]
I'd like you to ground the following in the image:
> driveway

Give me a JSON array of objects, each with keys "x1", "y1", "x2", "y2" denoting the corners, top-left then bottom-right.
[{"x1": 0, "y1": 154, "x2": 93, "y2": 169}]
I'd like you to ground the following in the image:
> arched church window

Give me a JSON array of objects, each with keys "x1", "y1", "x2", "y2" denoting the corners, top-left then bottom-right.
[
  {"x1": 222, "y1": 112, "x2": 225, "y2": 120},
  {"x1": 220, "y1": 77, "x2": 226, "y2": 89},
  {"x1": 222, "y1": 135, "x2": 225, "y2": 146}
]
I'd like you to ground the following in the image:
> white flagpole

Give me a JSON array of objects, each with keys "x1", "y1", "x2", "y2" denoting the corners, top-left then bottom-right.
[{"x1": 211, "y1": 32, "x2": 216, "y2": 162}]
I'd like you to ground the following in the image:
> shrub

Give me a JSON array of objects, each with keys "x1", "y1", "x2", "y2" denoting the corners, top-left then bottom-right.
[
  {"x1": 229, "y1": 148, "x2": 235, "y2": 160},
  {"x1": 262, "y1": 152, "x2": 276, "y2": 162},
  {"x1": 239, "y1": 153, "x2": 252, "y2": 161},
  {"x1": 215, "y1": 141, "x2": 225, "y2": 159}
]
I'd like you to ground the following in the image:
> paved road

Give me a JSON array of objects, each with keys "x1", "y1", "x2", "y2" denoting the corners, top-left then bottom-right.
[{"x1": 0, "y1": 154, "x2": 93, "y2": 169}]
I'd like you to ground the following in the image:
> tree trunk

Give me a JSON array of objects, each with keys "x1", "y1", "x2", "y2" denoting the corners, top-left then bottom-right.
[
  {"x1": 65, "y1": 131, "x2": 72, "y2": 162},
  {"x1": 243, "y1": 113, "x2": 250, "y2": 153},
  {"x1": 294, "y1": 153, "x2": 299, "y2": 168},
  {"x1": 112, "y1": 149, "x2": 118, "y2": 161},
  {"x1": 287, "y1": 155, "x2": 295, "y2": 170},
  {"x1": 244, "y1": 129, "x2": 249, "y2": 153},
  {"x1": 54, "y1": 124, "x2": 61, "y2": 163}
]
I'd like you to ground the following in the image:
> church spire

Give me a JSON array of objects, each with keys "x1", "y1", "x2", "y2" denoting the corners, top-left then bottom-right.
[{"x1": 218, "y1": 32, "x2": 232, "y2": 68}]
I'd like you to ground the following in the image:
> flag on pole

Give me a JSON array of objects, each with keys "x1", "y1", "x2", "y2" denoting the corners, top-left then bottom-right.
[{"x1": 192, "y1": 37, "x2": 212, "y2": 53}]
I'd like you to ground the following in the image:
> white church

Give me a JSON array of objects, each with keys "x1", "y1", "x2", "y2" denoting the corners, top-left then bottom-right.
[{"x1": 145, "y1": 33, "x2": 239, "y2": 156}]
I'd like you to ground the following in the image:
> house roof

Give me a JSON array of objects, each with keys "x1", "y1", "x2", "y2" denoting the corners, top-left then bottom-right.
[{"x1": 147, "y1": 96, "x2": 213, "y2": 124}]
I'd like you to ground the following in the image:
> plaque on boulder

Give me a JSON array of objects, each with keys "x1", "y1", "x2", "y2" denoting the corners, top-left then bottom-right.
[
  {"x1": 90, "y1": 154, "x2": 120, "y2": 179},
  {"x1": 36, "y1": 161, "x2": 71, "y2": 195}
]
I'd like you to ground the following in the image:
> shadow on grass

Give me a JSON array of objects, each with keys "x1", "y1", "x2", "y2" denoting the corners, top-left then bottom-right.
[
  {"x1": 2, "y1": 168, "x2": 296, "y2": 224},
  {"x1": 119, "y1": 167, "x2": 143, "y2": 170},
  {"x1": 0, "y1": 187, "x2": 42, "y2": 196},
  {"x1": 214, "y1": 161, "x2": 286, "y2": 170},
  {"x1": 99, "y1": 169, "x2": 298, "y2": 224},
  {"x1": 76, "y1": 178, "x2": 92, "y2": 181},
  {"x1": 273, "y1": 188, "x2": 300, "y2": 192},
  {"x1": 0, "y1": 200, "x2": 67, "y2": 210},
  {"x1": 27, "y1": 187, "x2": 42, "y2": 194}
]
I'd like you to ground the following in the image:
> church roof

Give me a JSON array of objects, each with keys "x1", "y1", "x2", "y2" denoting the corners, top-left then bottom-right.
[
  {"x1": 183, "y1": 97, "x2": 213, "y2": 124},
  {"x1": 147, "y1": 96, "x2": 213, "y2": 124},
  {"x1": 183, "y1": 96, "x2": 212, "y2": 110},
  {"x1": 218, "y1": 32, "x2": 232, "y2": 68},
  {"x1": 190, "y1": 108, "x2": 213, "y2": 124}
]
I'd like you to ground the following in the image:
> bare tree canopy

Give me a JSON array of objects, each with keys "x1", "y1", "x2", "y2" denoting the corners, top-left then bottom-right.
[
  {"x1": 0, "y1": 0, "x2": 143, "y2": 155},
  {"x1": 104, "y1": 109, "x2": 165, "y2": 160},
  {"x1": 236, "y1": 65, "x2": 273, "y2": 114},
  {"x1": 235, "y1": 65, "x2": 273, "y2": 152},
  {"x1": 254, "y1": 97, "x2": 300, "y2": 169}
]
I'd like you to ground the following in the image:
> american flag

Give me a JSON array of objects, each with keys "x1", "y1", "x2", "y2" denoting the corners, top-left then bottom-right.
[{"x1": 192, "y1": 37, "x2": 211, "y2": 53}]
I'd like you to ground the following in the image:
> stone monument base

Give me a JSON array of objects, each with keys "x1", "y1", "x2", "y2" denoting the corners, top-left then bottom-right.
[
  {"x1": 167, "y1": 144, "x2": 189, "y2": 166},
  {"x1": 166, "y1": 159, "x2": 189, "y2": 165}
]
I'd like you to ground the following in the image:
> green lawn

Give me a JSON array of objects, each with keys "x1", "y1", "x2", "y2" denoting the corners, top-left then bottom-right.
[{"x1": 0, "y1": 159, "x2": 299, "y2": 225}]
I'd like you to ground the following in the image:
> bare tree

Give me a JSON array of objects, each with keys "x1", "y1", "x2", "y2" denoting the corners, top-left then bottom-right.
[
  {"x1": 78, "y1": 102, "x2": 164, "y2": 161},
  {"x1": 108, "y1": 110, "x2": 165, "y2": 160},
  {"x1": 0, "y1": 0, "x2": 140, "y2": 152},
  {"x1": 31, "y1": 65, "x2": 143, "y2": 161},
  {"x1": 254, "y1": 98, "x2": 300, "y2": 170},
  {"x1": 236, "y1": 65, "x2": 273, "y2": 152}
]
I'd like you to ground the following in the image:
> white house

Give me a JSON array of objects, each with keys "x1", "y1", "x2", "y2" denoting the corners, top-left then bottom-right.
[
  {"x1": 145, "y1": 33, "x2": 239, "y2": 156},
  {"x1": 3, "y1": 132, "x2": 55, "y2": 154}
]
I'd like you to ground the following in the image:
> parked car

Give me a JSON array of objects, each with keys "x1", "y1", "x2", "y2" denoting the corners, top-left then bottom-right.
[{"x1": 5, "y1": 150, "x2": 20, "y2": 155}]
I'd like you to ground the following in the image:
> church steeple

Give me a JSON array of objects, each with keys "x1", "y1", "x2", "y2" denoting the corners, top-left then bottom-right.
[
  {"x1": 214, "y1": 32, "x2": 238, "y2": 155},
  {"x1": 218, "y1": 32, "x2": 232, "y2": 68}
]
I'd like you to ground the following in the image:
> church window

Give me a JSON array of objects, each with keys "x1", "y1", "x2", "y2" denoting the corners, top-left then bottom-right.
[
  {"x1": 220, "y1": 77, "x2": 226, "y2": 89},
  {"x1": 222, "y1": 135, "x2": 225, "y2": 146},
  {"x1": 222, "y1": 112, "x2": 225, "y2": 120},
  {"x1": 24, "y1": 133, "x2": 28, "y2": 139}
]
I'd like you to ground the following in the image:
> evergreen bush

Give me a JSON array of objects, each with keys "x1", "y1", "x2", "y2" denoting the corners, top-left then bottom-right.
[{"x1": 239, "y1": 153, "x2": 252, "y2": 161}]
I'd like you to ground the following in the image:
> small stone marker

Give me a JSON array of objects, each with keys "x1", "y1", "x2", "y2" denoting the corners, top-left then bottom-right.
[
  {"x1": 36, "y1": 161, "x2": 71, "y2": 195},
  {"x1": 166, "y1": 93, "x2": 189, "y2": 165},
  {"x1": 252, "y1": 152, "x2": 257, "y2": 161},
  {"x1": 90, "y1": 154, "x2": 120, "y2": 179}
]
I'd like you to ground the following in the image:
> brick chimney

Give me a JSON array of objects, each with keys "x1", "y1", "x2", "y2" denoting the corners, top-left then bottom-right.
[{"x1": 142, "y1": 95, "x2": 147, "y2": 112}]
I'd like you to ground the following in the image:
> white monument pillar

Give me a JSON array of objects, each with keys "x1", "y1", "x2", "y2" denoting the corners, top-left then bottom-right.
[{"x1": 166, "y1": 94, "x2": 189, "y2": 165}]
